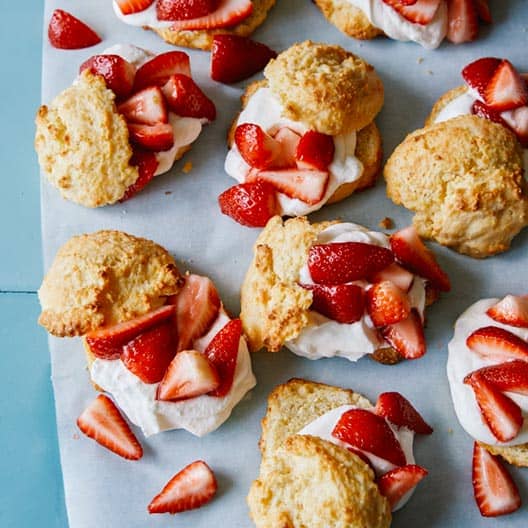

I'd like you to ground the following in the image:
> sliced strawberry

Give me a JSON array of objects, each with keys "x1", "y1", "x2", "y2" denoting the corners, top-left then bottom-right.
[
  {"x1": 122, "y1": 322, "x2": 177, "y2": 383},
  {"x1": 382, "y1": 0, "x2": 441, "y2": 25},
  {"x1": 368, "y1": 263, "x2": 415, "y2": 292},
  {"x1": 80, "y1": 55, "x2": 135, "y2": 100},
  {"x1": 332, "y1": 409, "x2": 407, "y2": 467},
  {"x1": 307, "y1": 242, "x2": 394, "y2": 285},
  {"x1": 169, "y1": 0, "x2": 252, "y2": 30},
  {"x1": 446, "y1": 0, "x2": 479, "y2": 43},
  {"x1": 162, "y1": 74, "x2": 216, "y2": 122},
  {"x1": 234, "y1": 123, "x2": 282, "y2": 169},
  {"x1": 211, "y1": 34, "x2": 277, "y2": 84},
  {"x1": 77, "y1": 394, "x2": 143, "y2": 460},
  {"x1": 474, "y1": 0, "x2": 492, "y2": 23},
  {"x1": 375, "y1": 392, "x2": 433, "y2": 434},
  {"x1": 218, "y1": 181, "x2": 278, "y2": 228},
  {"x1": 471, "y1": 100, "x2": 509, "y2": 127},
  {"x1": 472, "y1": 442, "x2": 521, "y2": 517},
  {"x1": 484, "y1": 59, "x2": 528, "y2": 111},
  {"x1": 466, "y1": 361, "x2": 528, "y2": 396},
  {"x1": 157, "y1": 0, "x2": 219, "y2": 20},
  {"x1": 366, "y1": 281, "x2": 411, "y2": 327},
  {"x1": 503, "y1": 105, "x2": 528, "y2": 148},
  {"x1": 148, "y1": 460, "x2": 217, "y2": 514},
  {"x1": 273, "y1": 127, "x2": 301, "y2": 168},
  {"x1": 390, "y1": 226, "x2": 450, "y2": 292},
  {"x1": 116, "y1": 0, "x2": 154, "y2": 15},
  {"x1": 377, "y1": 464, "x2": 428, "y2": 510},
  {"x1": 48, "y1": 9, "x2": 101, "y2": 50},
  {"x1": 128, "y1": 122, "x2": 174, "y2": 151},
  {"x1": 133, "y1": 51, "x2": 191, "y2": 92},
  {"x1": 120, "y1": 148, "x2": 159, "y2": 202},
  {"x1": 118, "y1": 87, "x2": 168, "y2": 125},
  {"x1": 173, "y1": 274, "x2": 221, "y2": 352},
  {"x1": 466, "y1": 326, "x2": 528, "y2": 362},
  {"x1": 85, "y1": 305, "x2": 175, "y2": 359},
  {"x1": 462, "y1": 57, "x2": 502, "y2": 98},
  {"x1": 295, "y1": 130, "x2": 335, "y2": 171},
  {"x1": 157, "y1": 350, "x2": 220, "y2": 401},
  {"x1": 204, "y1": 318, "x2": 242, "y2": 397},
  {"x1": 464, "y1": 372, "x2": 522, "y2": 442},
  {"x1": 381, "y1": 309, "x2": 426, "y2": 360},
  {"x1": 487, "y1": 295, "x2": 528, "y2": 328},
  {"x1": 300, "y1": 283, "x2": 365, "y2": 324}
]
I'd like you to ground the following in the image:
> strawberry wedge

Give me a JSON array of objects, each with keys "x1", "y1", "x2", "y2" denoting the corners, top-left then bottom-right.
[
  {"x1": 375, "y1": 392, "x2": 433, "y2": 435},
  {"x1": 381, "y1": 309, "x2": 426, "y2": 360},
  {"x1": 133, "y1": 51, "x2": 191, "y2": 92},
  {"x1": 169, "y1": 0, "x2": 253, "y2": 30},
  {"x1": 377, "y1": 464, "x2": 428, "y2": 510},
  {"x1": 466, "y1": 326, "x2": 528, "y2": 362},
  {"x1": 48, "y1": 9, "x2": 101, "y2": 50},
  {"x1": 466, "y1": 360, "x2": 528, "y2": 396},
  {"x1": 486, "y1": 295, "x2": 528, "y2": 328},
  {"x1": 382, "y1": 0, "x2": 441, "y2": 25}
]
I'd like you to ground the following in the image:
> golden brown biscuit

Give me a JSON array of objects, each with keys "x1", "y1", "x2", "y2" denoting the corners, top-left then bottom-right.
[
  {"x1": 38, "y1": 230, "x2": 183, "y2": 337},
  {"x1": 479, "y1": 441, "x2": 528, "y2": 468},
  {"x1": 385, "y1": 115, "x2": 528, "y2": 258}
]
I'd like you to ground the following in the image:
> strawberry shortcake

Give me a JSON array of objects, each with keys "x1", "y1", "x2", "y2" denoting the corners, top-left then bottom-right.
[
  {"x1": 35, "y1": 44, "x2": 215, "y2": 207},
  {"x1": 38, "y1": 230, "x2": 256, "y2": 437},
  {"x1": 241, "y1": 216, "x2": 450, "y2": 363}
]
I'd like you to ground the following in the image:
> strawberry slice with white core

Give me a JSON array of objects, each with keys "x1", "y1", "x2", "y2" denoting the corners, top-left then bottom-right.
[
  {"x1": 128, "y1": 122, "x2": 175, "y2": 151},
  {"x1": 375, "y1": 392, "x2": 433, "y2": 435},
  {"x1": 235, "y1": 123, "x2": 282, "y2": 169},
  {"x1": 502, "y1": 105, "x2": 528, "y2": 148},
  {"x1": 118, "y1": 87, "x2": 168, "y2": 125},
  {"x1": 487, "y1": 295, "x2": 528, "y2": 328},
  {"x1": 390, "y1": 226, "x2": 451, "y2": 292},
  {"x1": 172, "y1": 274, "x2": 221, "y2": 352},
  {"x1": 273, "y1": 127, "x2": 301, "y2": 168},
  {"x1": 133, "y1": 51, "x2": 191, "y2": 92},
  {"x1": 120, "y1": 148, "x2": 159, "y2": 202},
  {"x1": 366, "y1": 280, "x2": 411, "y2": 327},
  {"x1": 85, "y1": 305, "x2": 176, "y2": 359},
  {"x1": 446, "y1": 0, "x2": 479, "y2": 43},
  {"x1": 80, "y1": 55, "x2": 136, "y2": 100},
  {"x1": 377, "y1": 464, "x2": 428, "y2": 510},
  {"x1": 332, "y1": 408, "x2": 407, "y2": 467},
  {"x1": 472, "y1": 442, "x2": 521, "y2": 517},
  {"x1": 157, "y1": 349, "x2": 220, "y2": 401},
  {"x1": 381, "y1": 309, "x2": 426, "y2": 360},
  {"x1": 368, "y1": 263, "x2": 415, "y2": 292},
  {"x1": 157, "y1": 0, "x2": 219, "y2": 20},
  {"x1": 148, "y1": 460, "x2": 217, "y2": 514},
  {"x1": 466, "y1": 326, "x2": 528, "y2": 362},
  {"x1": 77, "y1": 394, "x2": 143, "y2": 460},
  {"x1": 462, "y1": 57, "x2": 502, "y2": 99},
  {"x1": 466, "y1": 360, "x2": 528, "y2": 397},
  {"x1": 484, "y1": 59, "x2": 528, "y2": 111},
  {"x1": 295, "y1": 130, "x2": 335, "y2": 171},
  {"x1": 48, "y1": 9, "x2": 102, "y2": 50},
  {"x1": 116, "y1": 0, "x2": 154, "y2": 15},
  {"x1": 382, "y1": 0, "x2": 441, "y2": 25},
  {"x1": 471, "y1": 100, "x2": 509, "y2": 127},
  {"x1": 464, "y1": 372, "x2": 523, "y2": 442},
  {"x1": 169, "y1": 0, "x2": 253, "y2": 30}
]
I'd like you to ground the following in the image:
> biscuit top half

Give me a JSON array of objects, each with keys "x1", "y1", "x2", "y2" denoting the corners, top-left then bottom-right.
[{"x1": 264, "y1": 40, "x2": 384, "y2": 135}]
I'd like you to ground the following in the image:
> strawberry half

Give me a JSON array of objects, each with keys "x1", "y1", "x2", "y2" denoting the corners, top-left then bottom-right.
[
  {"x1": 133, "y1": 51, "x2": 191, "y2": 92},
  {"x1": 366, "y1": 280, "x2": 411, "y2": 327},
  {"x1": 128, "y1": 123, "x2": 174, "y2": 151},
  {"x1": 466, "y1": 326, "x2": 528, "y2": 362},
  {"x1": 484, "y1": 59, "x2": 528, "y2": 111},
  {"x1": 273, "y1": 127, "x2": 301, "y2": 168},
  {"x1": 380, "y1": 309, "x2": 426, "y2": 360},
  {"x1": 157, "y1": 350, "x2": 220, "y2": 401},
  {"x1": 218, "y1": 181, "x2": 279, "y2": 228},
  {"x1": 116, "y1": 0, "x2": 154, "y2": 15},
  {"x1": 48, "y1": 9, "x2": 101, "y2": 50},
  {"x1": 120, "y1": 148, "x2": 159, "y2": 202},
  {"x1": 307, "y1": 242, "x2": 394, "y2": 285},
  {"x1": 368, "y1": 263, "x2": 415, "y2": 292},
  {"x1": 446, "y1": 0, "x2": 479, "y2": 43},
  {"x1": 474, "y1": 0, "x2": 492, "y2": 23},
  {"x1": 382, "y1": 0, "x2": 442, "y2": 25},
  {"x1": 162, "y1": 74, "x2": 216, "y2": 121},
  {"x1": 467, "y1": 360, "x2": 528, "y2": 396},
  {"x1": 235, "y1": 124, "x2": 282, "y2": 169},
  {"x1": 85, "y1": 305, "x2": 175, "y2": 359},
  {"x1": 204, "y1": 318, "x2": 242, "y2": 397},
  {"x1": 157, "y1": 0, "x2": 219, "y2": 20},
  {"x1": 295, "y1": 130, "x2": 335, "y2": 171},
  {"x1": 472, "y1": 443, "x2": 521, "y2": 517},
  {"x1": 118, "y1": 87, "x2": 168, "y2": 125},
  {"x1": 211, "y1": 35, "x2": 277, "y2": 84},
  {"x1": 77, "y1": 394, "x2": 143, "y2": 460},
  {"x1": 471, "y1": 100, "x2": 509, "y2": 127},
  {"x1": 377, "y1": 464, "x2": 428, "y2": 510},
  {"x1": 332, "y1": 409, "x2": 407, "y2": 467},
  {"x1": 390, "y1": 226, "x2": 450, "y2": 292},
  {"x1": 148, "y1": 460, "x2": 217, "y2": 514},
  {"x1": 487, "y1": 295, "x2": 528, "y2": 328},
  {"x1": 375, "y1": 392, "x2": 433, "y2": 434},
  {"x1": 462, "y1": 57, "x2": 502, "y2": 99},
  {"x1": 169, "y1": 0, "x2": 253, "y2": 30},
  {"x1": 80, "y1": 55, "x2": 135, "y2": 100},
  {"x1": 503, "y1": 105, "x2": 528, "y2": 148}
]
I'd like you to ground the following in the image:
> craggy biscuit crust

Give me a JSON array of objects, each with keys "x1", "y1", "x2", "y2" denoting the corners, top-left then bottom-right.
[
  {"x1": 38, "y1": 230, "x2": 183, "y2": 337},
  {"x1": 35, "y1": 71, "x2": 138, "y2": 208},
  {"x1": 480, "y1": 441, "x2": 528, "y2": 468}
]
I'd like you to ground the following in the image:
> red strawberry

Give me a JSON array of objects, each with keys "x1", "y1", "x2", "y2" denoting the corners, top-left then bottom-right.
[
  {"x1": 377, "y1": 464, "x2": 428, "y2": 510},
  {"x1": 381, "y1": 309, "x2": 426, "y2": 360},
  {"x1": 462, "y1": 57, "x2": 502, "y2": 98},
  {"x1": 211, "y1": 35, "x2": 277, "y2": 84},
  {"x1": 234, "y1": 124, "x2": 282, "y2": 169},
  {"x1": 484, "y1": 59, "x2": 528, "y2": 111},
  {"x1": 366, "y1": 281, "x2": 411, "y2": 327},
  {"x1": 204, "y1": 319, "x2": 242, "y2": 397},
  {"x1": 80, "y1": 55, "x2": 135, "y2": 100},
  {"x1": 382, "y1": 0, "x2": 441, "y2": 25},
  {"x1": 133, "y1": 51, "x2": 191, "y2": 92},
  {"x1": 300, "y1": 283, "x2": 365, "y2": 324},
  {"x1": 390, "y1": 226, "x2": 450, "y2": 292},
  {"x1": 295, "y1": 130, "x2": 335, "y2": 171},
  {"x1": 474, "y1": 0, "x2": 492, "y2": 23},
  {"x1": 273, "y1": 127, "x2": 301, "y2": 168},
  {"x1": 169, "y1": 0, "x2": 252, "y2": 30},
  {"x1": 503, "y1": 105, "x2": 528, "y2": 148},
  {"x1": 85, "y1": 305, "x2": 175, "y2": 359},
  {"x1": 157, "y1": 0, "x2": 219, "y2": 20},
  {"x1": 128, "y1": 123, "x2": 174, "y2": 151},
  {"x1": 487, "y1": 295, "x2": 528, "y2": 328},
  {"x1": 218, "y1": 181, "x2": 278, "y2": 228},
  {"x1": 466, "y1": 326, "x2": 528, "y2": 362},
  {"x1": 120, "y1": 148, "x2": 159, "y2": 202},
  {"x1": 368, "y1": 263, "x2": 415, "y2": 292},
  {"x1": 173, "y1": 274, "x2": 221, "y2": 352},
  {"x1": 48, "y1": 9, "x2": 101, "y2": 50},
  {"x1": 307, "y1": 242, "x2": 394, "y2": 285},
  {"x1": 464, "y1": 372, "x2": 522, "y2": 442},
  {"x1": 77, "y1": 394, "x2": 143, "y2": 460},
  {"x1": 332, "y1": 409, "x2": 407, "y2": 467},
  {"x1": 467, "y1": 360, "x2": 528, "y2": 396},
  {"x1": 471, "y1": 100, "x2": 509, "y2": 127},
  {"x1": 118, "y1": 87, "x2": 168, "y2": 125},
  {"x1": 157, "y1": 350, "x2": 220, "y2": 401},
  {"x1": 148, "y1": 460, "x2": 217, "y2": 514},
  {"x1": 375, "y1": 392, "x2": 433, "y2": 434},
  {"x1": 122, "y1": 322, "x2": 177, "y2": 383},
  {"x1": 162, "y1": 74, "x2": 216, "y2": 121},
  {"x1": 446, "y1": 0, "x2": 479, "y2": 43},
  {"x1": 472, "y1": 442, "x2": 521, "y2": 517},
  {"x1": 116, "y1": 0, "x2": 154, "y2": 15}
]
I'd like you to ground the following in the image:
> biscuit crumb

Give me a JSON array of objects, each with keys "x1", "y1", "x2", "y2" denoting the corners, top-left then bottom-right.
[
  {"x1": 417, "y1": 57, "x2": 424, "y2": 64},
  {"x1": 165, "y1": 191, "x2": 172, "y2": 195},
  {"x1": 379, "y1": 217, "x2": 394, "y2": 230},
  {"x1": 447, "y1": 428, "x2": 453, "y2": 434},
  {"x1": 182, "y1": 161, "x2": 193, "y2": 173},
  {"x1": 427, "y1": 70, "x2": 434, "y2": 76}
]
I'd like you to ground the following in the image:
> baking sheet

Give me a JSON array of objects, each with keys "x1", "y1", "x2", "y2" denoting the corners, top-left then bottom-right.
[{"x1": 40, "y1": 1, "x2": 528, "y2": 526}]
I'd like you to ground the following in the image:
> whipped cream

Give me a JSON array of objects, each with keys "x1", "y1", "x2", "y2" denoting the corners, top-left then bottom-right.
[
  {"x1": 91, "y1": 308, "x2": 257, "y2": 437},
  {"x1": 347, "y1": 0, "x2": 447, "y2": 49},
  {"x1": 224, "y1": 87, "x2": 363, "y2": 217},
  {"x1": 286, "y1": 223, "x2": 426, "y2": 361},
  {"x1": 447, "y1": 298, "x2": 528, "y2": 446},
  {"x1": 299, "y1": 405, "x2": 416, "y2": 511},
  {"x1": 112, "y1": 1, "x2": 173, "y2": 28}
]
